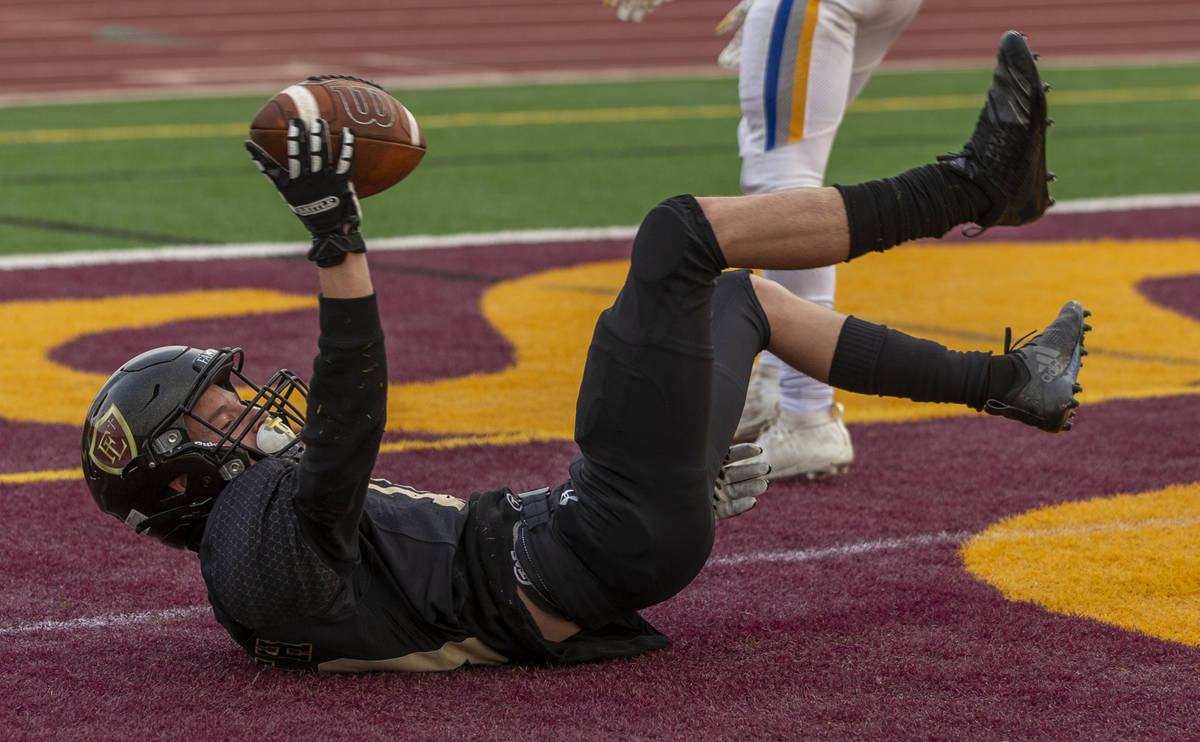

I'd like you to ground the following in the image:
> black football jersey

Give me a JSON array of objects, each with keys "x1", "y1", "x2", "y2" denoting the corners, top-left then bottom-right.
[{"x1": 198, "y1": 294, "x2": 665, "y2": 671}]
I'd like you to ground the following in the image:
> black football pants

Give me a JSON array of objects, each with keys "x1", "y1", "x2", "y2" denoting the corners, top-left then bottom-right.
[{"x1": 515, "y1": 195, "x2": 771, "y2": 628}]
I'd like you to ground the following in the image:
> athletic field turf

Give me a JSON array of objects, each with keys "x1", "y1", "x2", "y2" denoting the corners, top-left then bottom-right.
[
  {"x1": 3, "y1": 60, "x2": 1200, "y2": 740},
  {"x1": 3, "y1": 62, "x2": 1200, "y2": 254}
]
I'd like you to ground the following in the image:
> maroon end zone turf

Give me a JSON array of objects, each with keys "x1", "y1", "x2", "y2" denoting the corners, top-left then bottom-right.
[
  {"x1": 4, "y1": 398, "x2": 1199, "y2": 739},
  {"x1": 2, "y1": 207, "x2": 1199, "y2": 740}
]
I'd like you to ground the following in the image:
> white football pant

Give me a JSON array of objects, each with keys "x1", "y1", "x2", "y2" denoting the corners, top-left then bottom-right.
[{"x1": 737, "y1": 0, "x2": 922, "y2": 415}]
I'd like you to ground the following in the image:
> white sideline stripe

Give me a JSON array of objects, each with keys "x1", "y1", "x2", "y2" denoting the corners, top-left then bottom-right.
[
  {"x1": 2, "y1": 533, "x2": 961, "y2": 635},
  {"x1": 706, "y1": 512, "x2": 1200, "y2": 569},
  {"x1": 706, "y1": 530, "x2": 969, "y2": 567},
  {"x1": 6, "y1": 531, "x2": 960, "y2": 635},
  {"x1": 0, "y1": 226, "x2": 640, "y2": 272},
  {"x1": 1048, "y1": 192, "x2": 1200, "y2": 213},
  {"x1": 6, "y1": 512, "x2": 1199, "y2": 634},
  {"x1": 0, "y1": 605, "x2": 212, "y2": 635},
  {"x1": 3, "y1": 193, "x2": 1198, "y2": 272}
]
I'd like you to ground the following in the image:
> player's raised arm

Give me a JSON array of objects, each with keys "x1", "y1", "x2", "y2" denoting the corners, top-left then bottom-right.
[{"x1": 245, "y1": 118, "x2": 386, "y2": 562}]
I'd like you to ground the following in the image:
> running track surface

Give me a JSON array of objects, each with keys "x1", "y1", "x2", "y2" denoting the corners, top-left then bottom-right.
[{"x1": 3, "y1": 0, "x2": 1199, "y2": 102}]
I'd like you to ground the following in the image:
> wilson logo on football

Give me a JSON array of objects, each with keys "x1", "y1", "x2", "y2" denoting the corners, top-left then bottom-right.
[
  {"x1": 293, "y1": 197, "x2": 340, "y2": 216},
  {"x1": 329, "y1": 85, "x2": 396, "y2": 128}
]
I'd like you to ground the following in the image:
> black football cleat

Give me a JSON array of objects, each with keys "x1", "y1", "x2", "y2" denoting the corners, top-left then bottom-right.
[
  {"x1": 940, "y1": 31, "x2": 1054, "y2": 232},
  {"x1": 985, "y1": 300, "x2": 1092, "y2": 433}
]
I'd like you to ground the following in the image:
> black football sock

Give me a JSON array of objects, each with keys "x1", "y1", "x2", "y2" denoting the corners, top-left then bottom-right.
[
  {"x1": 833, "y1": 163, "x2": 993, "y2": 260},
  {"x1": 828, "y1": 316, "x2": 1016, "y2": 411},
  {"x1": 983, "y1": 352, "x2": 1023, "y2": 404}
]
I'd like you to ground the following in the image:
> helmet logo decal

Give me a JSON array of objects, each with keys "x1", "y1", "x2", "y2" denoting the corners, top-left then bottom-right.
[
  {"x1": 192, "y1": 348, "x2": 218, "y2": 372},
  {"x1": 88, "y1": 403, "x2": 138, "y2": 475}
]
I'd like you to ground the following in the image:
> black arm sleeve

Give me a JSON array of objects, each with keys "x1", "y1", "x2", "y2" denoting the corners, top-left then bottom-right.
[{"x1": 294, "y1": 293, "x2": 388, "y2": 564}]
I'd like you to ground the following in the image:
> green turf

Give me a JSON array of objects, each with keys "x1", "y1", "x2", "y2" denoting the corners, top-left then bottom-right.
[{"x1": 2, "y1": 62, "x2": 1198, "y2": 255}]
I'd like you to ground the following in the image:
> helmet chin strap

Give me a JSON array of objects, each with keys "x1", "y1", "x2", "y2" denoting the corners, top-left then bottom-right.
[{"x1": 132, "y1": 498, "x2": 214, "y2": 536}]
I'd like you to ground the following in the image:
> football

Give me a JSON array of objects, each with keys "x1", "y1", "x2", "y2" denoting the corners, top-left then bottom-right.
[{"x1": 249, "y1": 75, "x2": 426, "y2": 198}]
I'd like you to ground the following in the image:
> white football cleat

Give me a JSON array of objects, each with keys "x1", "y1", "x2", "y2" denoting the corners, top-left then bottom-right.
[
  {"x1": 734, "y1": 363, "x2": 781, "y2": 442},
  {"x1": 755, "y1": 402, "x2": 854, "y2": 480}
]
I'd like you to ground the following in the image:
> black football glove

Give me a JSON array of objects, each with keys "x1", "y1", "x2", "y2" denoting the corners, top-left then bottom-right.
[{"x1": 245, "y1": 118, "x2": 366, "y2": 267}]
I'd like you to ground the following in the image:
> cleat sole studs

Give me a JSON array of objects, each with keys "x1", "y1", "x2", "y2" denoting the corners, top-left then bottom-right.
[{"x1": 801, "y1": 465, "x2": 850, "y2": 481}]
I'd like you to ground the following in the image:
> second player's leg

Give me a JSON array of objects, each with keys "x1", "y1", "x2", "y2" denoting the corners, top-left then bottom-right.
[{"x1": 735, "y1": 0, "x2": 924, "y2": 477}]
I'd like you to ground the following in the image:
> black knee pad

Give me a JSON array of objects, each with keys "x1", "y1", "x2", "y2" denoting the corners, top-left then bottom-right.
[{"x1": 630, "y1": 195, "x2": 727, "y2": 284}]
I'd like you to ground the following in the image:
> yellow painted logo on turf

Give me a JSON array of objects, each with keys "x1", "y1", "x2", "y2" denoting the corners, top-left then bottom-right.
[
  {"x1": 833, "y1": 238, "x2": 1200, "y2": 423},
  {"x1": 0, "y1": 239, "x2": 1198, "y2": 438},
  {"x1": 962, "y1": 482, "x2": 1200, "y2": 647},
  {"x1": 384, "y1": 237, "x2": 1200, "y2": 435},
  {"x1": 0, "y1": 289, "x2": 317, "y2": 427}
]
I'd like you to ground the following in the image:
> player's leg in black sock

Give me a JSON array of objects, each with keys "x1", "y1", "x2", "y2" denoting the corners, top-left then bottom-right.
[
  {"x1": 828, "y1": 315, "x2": 1019, "y2": 410},
  {"x1": 833, "y1": 163, "x2": 993, "y2": 260}
]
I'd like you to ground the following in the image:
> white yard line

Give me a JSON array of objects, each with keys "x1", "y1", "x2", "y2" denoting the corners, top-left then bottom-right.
[
  {"x1": 0, "y1": 605, "x2": 213, "y2": 635},
  {"x1": 6, "y1": 510, "x2": 1196, "y2": 635},
  {"x1": 706, "y1": 530, "x2": 970, "y2": 567},
  {"x1": 2, "y1": 193, "x2": 1198, "y2": 272},
  {"x1": 0, "y1": 226, "x2": 638, "y2": 272},
  {"x1": 1047, "y1": 193, "x2": 1200, "y2": 213},
  {"x1": 3, "y1": 531, "x2": 964, "y2": 635}
]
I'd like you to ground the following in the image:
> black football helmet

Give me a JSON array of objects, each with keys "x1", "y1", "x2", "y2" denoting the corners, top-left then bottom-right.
[{"x1": 82, "y1": 346, "x2": 307, "y2": 550}]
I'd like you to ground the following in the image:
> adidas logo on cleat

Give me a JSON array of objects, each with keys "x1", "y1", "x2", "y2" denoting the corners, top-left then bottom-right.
[
  {"x1": 1031, "y1": 346, "x2": 1066, "y2": 383},
  {"x1": 985, "y1": 300, "x2": 1092, "y2": 433}
]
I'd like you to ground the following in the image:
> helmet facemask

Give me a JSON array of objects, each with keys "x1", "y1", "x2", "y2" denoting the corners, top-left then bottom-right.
[{"x1": 152, "y1": 348, "x2": 308, "y2": 483}]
